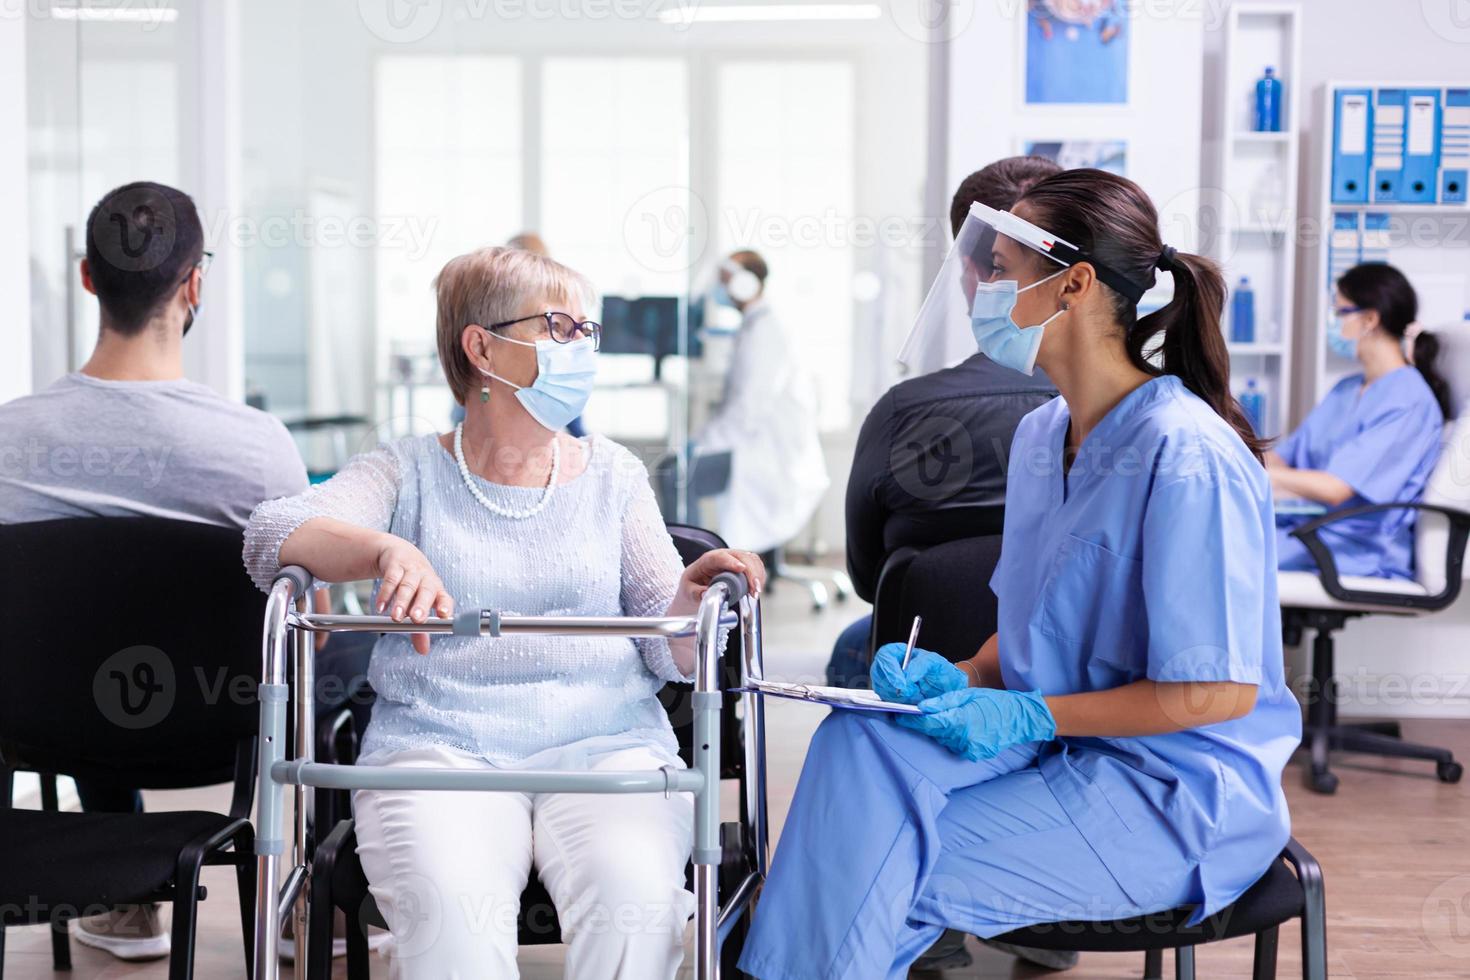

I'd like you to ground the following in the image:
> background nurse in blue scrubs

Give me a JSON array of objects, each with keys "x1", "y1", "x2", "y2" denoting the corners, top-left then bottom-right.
[
  {"x1": 1270, "y1": 263, "x2": 1452, "y2": 579},
  {"x1": 738, "y1": 169, "x2": 1301, "y2": 980}
]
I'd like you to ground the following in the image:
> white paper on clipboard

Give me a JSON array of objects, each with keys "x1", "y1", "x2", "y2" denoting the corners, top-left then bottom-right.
[{"x1": 734, "y1": 678, "x2": 923, "y2": 715}]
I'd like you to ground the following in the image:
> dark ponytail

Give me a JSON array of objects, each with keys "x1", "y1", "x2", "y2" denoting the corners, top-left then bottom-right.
[
  {"x1": 1411, "y1": 331, "x2": 1454, "y2": 419},
  {"x1": 1015, "y1": 169, "x2": 1266, "y2": 459},
  {"x1": 1337, "y1": 263, "x2": 1453, "y2": 420}
]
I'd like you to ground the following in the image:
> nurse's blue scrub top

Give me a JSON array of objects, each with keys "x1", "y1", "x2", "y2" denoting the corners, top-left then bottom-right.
[
  {"x1": 1276, "y1": 367, "x2": 1443, "y2": 580},
  {"x1": 994, "y1": 376, "x2": 1300, "y2": 920}
]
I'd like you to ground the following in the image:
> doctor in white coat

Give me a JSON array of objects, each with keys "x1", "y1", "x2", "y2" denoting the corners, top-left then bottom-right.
[{"x1": 696, "y1": 251, "x2": 829, "y2": 555}]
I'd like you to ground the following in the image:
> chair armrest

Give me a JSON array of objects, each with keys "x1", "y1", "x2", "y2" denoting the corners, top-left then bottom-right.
[
  {"x1": 313, "y1": 817, "x2": 355, "y2": 879},
  {"x1": 1282, "y1": 836, "x2": 1328, "y2": 977},
  {"x1": 1288, "y1": 502, "x2": 1470, "y2": 611},
  {"x1": 1281, "y1": 837, "x2": 1324, "y2": 897}
]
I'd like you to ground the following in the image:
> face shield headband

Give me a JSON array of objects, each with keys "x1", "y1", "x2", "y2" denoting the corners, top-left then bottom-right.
[{"x1": 897, "y1": 202, "x2": 1153, "y2": 376}]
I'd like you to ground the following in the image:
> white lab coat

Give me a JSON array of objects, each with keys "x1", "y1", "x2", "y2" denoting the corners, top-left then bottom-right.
[{"x1": 697, "y1": 299, "x2": 829, "y2": 553}]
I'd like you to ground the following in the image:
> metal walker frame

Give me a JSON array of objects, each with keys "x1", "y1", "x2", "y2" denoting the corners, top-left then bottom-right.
[{"x1": 251, "y1": 565, "x2": 768, "y2": 980}]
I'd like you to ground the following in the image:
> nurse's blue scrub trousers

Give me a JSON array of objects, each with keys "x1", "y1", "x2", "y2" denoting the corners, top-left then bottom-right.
[{"x1": 738, "y1": 710, "x2": 1192, "y2": 980}]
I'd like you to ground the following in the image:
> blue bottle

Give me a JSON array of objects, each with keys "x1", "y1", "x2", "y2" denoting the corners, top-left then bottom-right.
[
  {"x1": 1241, "y1": 378, "x2": 1267, "y2": 434},
  {"x1": 1255, "y1": 67, "x2": 1282, "y2": 132},
  {"x1": 1231, "y1": 277, "x2": 1255, "y2": 343}
]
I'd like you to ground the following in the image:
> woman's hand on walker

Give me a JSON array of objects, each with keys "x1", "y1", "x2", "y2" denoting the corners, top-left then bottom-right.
[
  {"x1": 677, "y1": 549, "x2": 766, "y2": 609},
  {"x1": 897, "y1": 688, "x2": 1057, "y2": 761},
  {"x1": 372, "y1": 534, "x2": 454, "y2": 654},
  {"x1": 871, "y1": 645, "x2": 968, "y2": 704}
]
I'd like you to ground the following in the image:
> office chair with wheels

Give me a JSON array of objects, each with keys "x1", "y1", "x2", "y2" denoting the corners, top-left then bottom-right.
[
  {"x1": 653, "y1": 449, "x2": 732, "y2": 528},
  {"x1": 0, "y1": 518, "x2": 264, "y2": 980},
  {"x1": 656, "y1": 448, "x2": 850, "y2": 611},
  {"x1": 1279, "y1": 410, "x2": 1470, "y2": 793},
  {"x1": 302, "y1": 523, "x2": 768, "y2": 979},
  {"x1": 760, "y1": 542, "x2": 854, "y2": 612}
]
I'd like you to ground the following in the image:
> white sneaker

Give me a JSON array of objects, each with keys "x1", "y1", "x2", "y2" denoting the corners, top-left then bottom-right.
[
  {"x1": 278, "y1": 918, "x2": 390, "y2": 962},
  {"x1": 72, "y1": 905, "x2": 171, "y2": 961}
]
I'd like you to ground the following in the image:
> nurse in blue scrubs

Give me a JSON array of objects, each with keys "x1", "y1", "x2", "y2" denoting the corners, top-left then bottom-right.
[
  {"x1": 1270, "y1": 263, "x2": 1451, "y2": 579},
  {"x1": 739, "y1": 169, "x2": 1301, "y2": 980}
]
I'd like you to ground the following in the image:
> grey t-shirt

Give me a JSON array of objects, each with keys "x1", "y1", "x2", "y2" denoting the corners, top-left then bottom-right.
[{"x1": 0, "y1": 372, "x2": 308, "y2": 528}]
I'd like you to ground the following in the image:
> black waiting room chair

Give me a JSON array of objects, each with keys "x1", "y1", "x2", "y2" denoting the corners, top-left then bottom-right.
[
  {"x1": 867, "y1": 534, "x2": 1004, "y2": 664},
  {"x1": 871, "y1": 539, "x2": 1329, "y2": 979},
  {"x1": 0, "y1": 517, "x2": 265, "y2": 980},
  {"x1": 304, "y1": 523, "x2": 765, "y2": 979}
]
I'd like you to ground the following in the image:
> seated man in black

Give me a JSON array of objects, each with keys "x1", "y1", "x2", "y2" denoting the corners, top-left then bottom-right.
[
  {"x1": 828, "y1": 156, "x2": 1062, "y2": 689},
  {"x1": 830, "y1": 152, "x2": 1080, "y2": 977}
]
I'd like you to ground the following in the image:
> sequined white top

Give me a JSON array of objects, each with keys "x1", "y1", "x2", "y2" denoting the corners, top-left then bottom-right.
[{"x1": 243, "y1": 433, "x2": 691, "y2": 764}]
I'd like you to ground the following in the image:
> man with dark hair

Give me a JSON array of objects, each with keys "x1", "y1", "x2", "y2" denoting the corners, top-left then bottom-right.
[
  {"x1": 835, "y1": 156, "x2": 1077, "y2": 971},
  {"x1": 82, "y1": 181, "x2": 206, "y2": 336},
  {"x1": 1, "y1": 181, "x2": 306, "y2": 527},
  {"x1": 832, "y1": 156, "x2": 1076, "y2": 972},
  {"x1": 946, "y1": 156, "x2": 1063, "y2": 244},
  {"x1": 0, "y1": 181, "x2": 309, "y2": 960},
  {"x1": 837, "y1": 155, "x2": 1063, "y2": 647}
]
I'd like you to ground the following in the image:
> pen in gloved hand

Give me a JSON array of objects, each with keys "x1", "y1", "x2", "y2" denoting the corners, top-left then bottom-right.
[{"x1": 900, "y1": 615, "x2": 923, "y2": 671}]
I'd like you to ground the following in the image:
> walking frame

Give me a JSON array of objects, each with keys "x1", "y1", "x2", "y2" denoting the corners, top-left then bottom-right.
[{"x1": 251, "y1": 565, "x2": 769, "y2": 980}]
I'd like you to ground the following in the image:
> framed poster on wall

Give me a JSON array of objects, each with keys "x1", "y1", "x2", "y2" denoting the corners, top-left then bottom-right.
[
  {"x1": 1023, "y1": 139, "x2": 1128, "y2": 174},
  {"x1": 1025, "y1": 0, "x2": 1129, "y2": 105}
]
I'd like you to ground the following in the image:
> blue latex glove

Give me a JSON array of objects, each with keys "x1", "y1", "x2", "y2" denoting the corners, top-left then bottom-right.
[
  {"x1": 870, "y1": 643, "x2": 968, "y2": 704},
  {"x1": 896, "y1": 688, "x2": 1057, "y2": 761}
]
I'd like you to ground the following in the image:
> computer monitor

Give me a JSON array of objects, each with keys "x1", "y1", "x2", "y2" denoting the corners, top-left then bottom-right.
[{"x1": 598, "y1": 295, "x2": 703, "y2": 379}]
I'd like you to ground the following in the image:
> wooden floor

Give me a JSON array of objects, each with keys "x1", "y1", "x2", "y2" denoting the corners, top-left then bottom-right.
[{"x1": 5, "y1": 581, "x2": 1469, "y2": 978}]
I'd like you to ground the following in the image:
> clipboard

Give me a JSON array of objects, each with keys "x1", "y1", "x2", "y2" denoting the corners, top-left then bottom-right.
[{"x1": 732, "y1": 678, "x2": 922, "y2": 715}]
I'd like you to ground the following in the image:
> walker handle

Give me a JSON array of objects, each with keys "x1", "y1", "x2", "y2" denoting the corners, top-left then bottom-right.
[
  {"x1": 709, "y1": 570, "x2": 748, "y2": 604},
  {"x1": 274, "y1": 565, "x2": 314, "y2": 597}
]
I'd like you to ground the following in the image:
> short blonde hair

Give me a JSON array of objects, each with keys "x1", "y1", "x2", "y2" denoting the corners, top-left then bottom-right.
[{"x1": 434, "y1": 246, "x2": 596, "y2": 404}]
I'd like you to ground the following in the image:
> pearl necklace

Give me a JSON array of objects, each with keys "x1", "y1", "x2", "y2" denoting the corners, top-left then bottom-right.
[{"x1": 453, "y1": 422, "x2": 560, "y2": 520}]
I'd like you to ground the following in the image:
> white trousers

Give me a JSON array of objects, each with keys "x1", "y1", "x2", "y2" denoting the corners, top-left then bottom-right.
[{"x1": 353, "y1": 742, "x2": 695, "y2": 980}]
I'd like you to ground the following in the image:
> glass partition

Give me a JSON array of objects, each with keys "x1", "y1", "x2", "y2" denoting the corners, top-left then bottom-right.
[
  {"x1": 374, "y1": 55, "x2": 524, "y2": 437},
  {"x1": 27, "y1": 0, "x2": 190, "y2": 388},
  {"x1": 229, "y1": 4, "x2": 927, "y2": 541}
]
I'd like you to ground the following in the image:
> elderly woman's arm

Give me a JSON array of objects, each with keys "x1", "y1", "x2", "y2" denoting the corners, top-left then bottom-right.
[
  {"x1": 620, "y1": 472, "x2": 764, "y2": 681},
  {"x1": 244, "y1": 447, "x2": 452, "y2": 654}
]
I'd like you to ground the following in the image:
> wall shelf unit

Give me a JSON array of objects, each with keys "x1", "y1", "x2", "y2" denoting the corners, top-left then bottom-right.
[
  {"x1": 1309, "y1": 79, "x2": 1470, "y2": 407},
  {"x1": 1208, "y1": 2, "x2": 1302, "y2": 440}
]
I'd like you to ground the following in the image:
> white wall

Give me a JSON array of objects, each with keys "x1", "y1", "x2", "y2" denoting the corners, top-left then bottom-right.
[
  {"x1": 947, "y1": 3, "x2": 1206, "y2": 258},
  {"x1": 0, "y1": 11, "x2": 31, "y2": 402}
]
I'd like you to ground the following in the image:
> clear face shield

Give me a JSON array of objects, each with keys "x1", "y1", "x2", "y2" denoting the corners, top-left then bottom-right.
[{"x1": 897, "y1": 202, "x2": 1077, "y2": 377}]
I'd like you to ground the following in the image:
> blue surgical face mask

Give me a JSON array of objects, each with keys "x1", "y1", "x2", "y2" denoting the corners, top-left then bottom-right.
[
  {"x1": 969, "y1": 269, "x2": 1067, "y2": 375},
  {"x1": 1326, "y1": 315, "x2": 1359, "y2": 359},
  {"x1": 710, "y1": 282, "x2": 736, "y2": 309},
  {"x1": 483, "y1": 332, "x2": 598, "y2": 431}
]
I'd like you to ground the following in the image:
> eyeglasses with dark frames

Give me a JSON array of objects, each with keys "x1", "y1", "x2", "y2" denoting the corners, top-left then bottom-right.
[
  {"x1": 180, "y1": 250, "x2": 215, "y2": 287},
  {"x1": 487, "y1": 310, "x2": 602, "y2": 351}
]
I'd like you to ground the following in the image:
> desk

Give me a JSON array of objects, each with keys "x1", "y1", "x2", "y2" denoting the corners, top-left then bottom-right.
[{"x1": 1276, "y1": 498, "x2": 1329, "y2": 517}]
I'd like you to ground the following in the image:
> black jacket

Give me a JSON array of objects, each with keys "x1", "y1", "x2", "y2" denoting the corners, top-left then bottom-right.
[{"x1": 844, "y1": 354, "x2": 1058, "y2": 601}]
